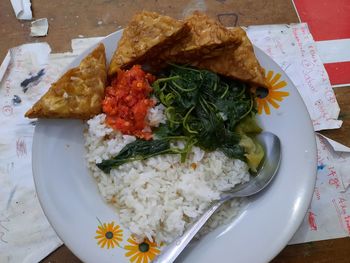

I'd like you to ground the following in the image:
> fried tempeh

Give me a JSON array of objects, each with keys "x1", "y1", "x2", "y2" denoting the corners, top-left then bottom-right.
[
  {"x1": 158, "y1": 11, "x2": 242, "y2": 64},
  {"x1": 108, "y1": 11, "x2": 189, "y2": 77},
  {"x1": 25, "y1": 43, "x2": 107, "y2": 119},
  {"x1": 193, "y1": 27, "x2": 268, "y2": 88}
]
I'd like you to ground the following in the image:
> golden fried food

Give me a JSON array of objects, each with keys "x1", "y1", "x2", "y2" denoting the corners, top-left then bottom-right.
[
  {"x1": 108, "y1": 11, "x2": 189, "y2": 76},
  {"x1": 159, "y1": 11, "x2": 242, "y2": 64},
  {"x1": 193, "y1": 27, "x2": 268, "y2": 88},
  {"x1": 25, "y1": 43, "x2": 107, "y2": 119}
]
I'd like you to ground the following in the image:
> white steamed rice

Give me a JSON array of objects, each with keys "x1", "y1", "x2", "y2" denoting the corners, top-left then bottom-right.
[{"x1": 84, "y1": 106, "x2": 250, "y2": 244}]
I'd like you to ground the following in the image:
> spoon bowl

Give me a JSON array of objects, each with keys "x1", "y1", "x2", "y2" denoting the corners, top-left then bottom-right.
[
  {"x1": 154, "y1": 132, "x2": 281, "y2": 263},
  {"x1": 222, "y1": 131, "x2": 281, "y2": 199}
]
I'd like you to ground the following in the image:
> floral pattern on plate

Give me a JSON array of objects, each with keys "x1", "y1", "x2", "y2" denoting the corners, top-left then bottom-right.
[
  {"x1": 253, "y1": 70, "x2": 289, "y2": 115},
  {"x1": 95, "y1": 220, "x2": 123, "y2": 249}
]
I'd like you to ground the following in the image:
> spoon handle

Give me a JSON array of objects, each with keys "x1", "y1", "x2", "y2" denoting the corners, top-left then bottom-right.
[{"x1": 153, "y1": 199, "x2": 225, "y2": 263}]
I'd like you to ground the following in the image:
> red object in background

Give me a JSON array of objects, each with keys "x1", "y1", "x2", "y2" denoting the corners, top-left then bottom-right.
[
  {"x1": 324, "y1": 62, "x2": 350, "y2": 86},
  {"x1": 293, "y1": 0, "x2": 350, "y2": 85},
  {"x1": 293, "y1": 0, "x2": 350, "y2": 41}
]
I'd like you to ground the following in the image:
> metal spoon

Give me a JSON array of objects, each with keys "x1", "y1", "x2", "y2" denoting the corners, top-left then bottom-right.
[{"x1": 154, "y1": 132, "x2": 281, "y2": 263}]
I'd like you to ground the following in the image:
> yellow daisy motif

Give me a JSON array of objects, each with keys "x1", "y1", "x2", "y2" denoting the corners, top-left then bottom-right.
[
  {"x1": 95, "y1": 221, "x2": 123, "y2": 249},
  {"x1": 254, "y1": 70, "x2": 289, "y2": 115},
  {"x1": 124, "y1": 236, "x2": 161, "y2": 263}
]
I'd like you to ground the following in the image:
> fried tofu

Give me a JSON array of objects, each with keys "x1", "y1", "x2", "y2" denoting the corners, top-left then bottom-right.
[
  {"x1": 158, "y1": 11, "x2": 242, "y2": 64},
  {"x1": 108, "y1": 11, "x2": 189, "y2": 76},
  {"x1": 193, "y1": 27, "x2": 268, "y2": 88},
  {"x1": 25, "y1": 43, "x2": 107, "y2": 119}
]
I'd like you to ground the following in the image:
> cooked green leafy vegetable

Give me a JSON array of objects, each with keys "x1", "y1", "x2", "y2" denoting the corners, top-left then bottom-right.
[
  {"x1": 97, "y1": 64, "x2": 264, "y2": 173},
  {"x1": 97, "y1": 139, "x2": 173, "y2": 173},
  {"x1": 153, "y1": 63, "x2": 256, "y2": 158}
]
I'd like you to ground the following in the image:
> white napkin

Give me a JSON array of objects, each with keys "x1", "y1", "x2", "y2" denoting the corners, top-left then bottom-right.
[
  {"x1": 0, "y1": 42, "x2": 71, "y2": 263},
  {"x1": 0, "y1": 38, "x2": 107, "y2": 263},
  {"x1": 10, "y1": 0, "x2": 32, "y2": 20},
  {"x1": 247, "y1": 23, "x2": 342, "y2": 131},
  {"x1": 30, "y1": 18, "x2": 49, "y2": 37},
  {"x1": 289, "y1": 134, "x2": 350, "y2": 244}
]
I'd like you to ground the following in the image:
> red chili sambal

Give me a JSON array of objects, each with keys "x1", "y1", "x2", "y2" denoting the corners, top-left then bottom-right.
[{"x1": 102, "y1": 65, "x2": 156, "y2": 140}]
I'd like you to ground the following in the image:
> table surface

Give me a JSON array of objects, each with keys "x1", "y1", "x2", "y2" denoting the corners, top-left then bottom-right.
[{"x1": 1, "y1": 0, "x2": 349, "y2": 262}]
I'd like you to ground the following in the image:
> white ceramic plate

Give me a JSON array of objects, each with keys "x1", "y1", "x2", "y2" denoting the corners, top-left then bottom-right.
[{"x1": 32, "y1": 30, "x2": 317, "y2": 263}]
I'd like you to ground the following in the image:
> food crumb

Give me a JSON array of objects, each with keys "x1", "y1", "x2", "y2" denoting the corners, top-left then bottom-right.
[
  {"x1": 110, "y1": 195, "x2": 117, "y2": 203},
  {"x1": 191, "y1": 163, "x2": 197, "y2": 170}
]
